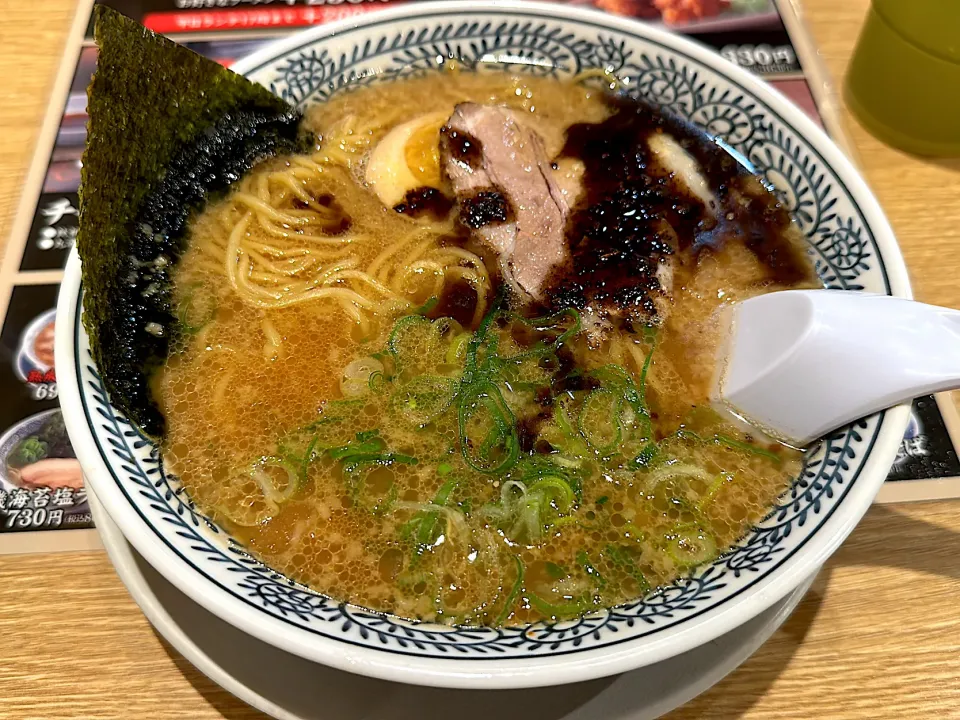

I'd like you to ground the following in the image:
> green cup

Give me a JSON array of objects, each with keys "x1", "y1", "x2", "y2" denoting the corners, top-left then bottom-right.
[{"x1": 845, "y1": 0, "x2": 960, "y2": 157}]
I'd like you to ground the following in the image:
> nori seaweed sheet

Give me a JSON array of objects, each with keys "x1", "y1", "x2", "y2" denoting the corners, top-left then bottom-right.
[{"x1": 78, "y1": 6, "x2": 307, "y2": 438}]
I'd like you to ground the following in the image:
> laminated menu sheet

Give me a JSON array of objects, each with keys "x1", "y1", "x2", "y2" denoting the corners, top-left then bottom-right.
[{"x1": 1, "y1": 0, "x2": 955, "y2": 552}]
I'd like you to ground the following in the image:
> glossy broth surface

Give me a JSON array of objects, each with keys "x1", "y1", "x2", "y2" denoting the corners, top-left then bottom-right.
[{"x1": 157, "y1": 73, "x2": 817, "y2": 626}]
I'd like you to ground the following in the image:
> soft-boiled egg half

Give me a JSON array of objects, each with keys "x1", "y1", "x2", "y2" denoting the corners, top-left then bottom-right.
[{"x1": 365, "y1": 111, "x2": 450, "y2": 208}]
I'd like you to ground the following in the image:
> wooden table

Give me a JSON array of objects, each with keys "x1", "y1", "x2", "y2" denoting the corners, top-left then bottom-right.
[{"x1": 1, "y1": 1, "x2": 959, "y2": 717}]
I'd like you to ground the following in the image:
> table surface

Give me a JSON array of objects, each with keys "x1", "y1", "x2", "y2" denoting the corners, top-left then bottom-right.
[{"x1": 1, "y1": 1, "x2": 959, "y2": 718}]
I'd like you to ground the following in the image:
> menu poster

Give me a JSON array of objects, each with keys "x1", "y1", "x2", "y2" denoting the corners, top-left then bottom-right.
[
  {"x1": 0, "y1": 284, "x2": 89, "y2": 535},
  {"x1": 2, "y1": 0, "x2": 957, "y2": 551},
  {"x1": 876, "y1": 395, "x2": 960, "y2": 503}
]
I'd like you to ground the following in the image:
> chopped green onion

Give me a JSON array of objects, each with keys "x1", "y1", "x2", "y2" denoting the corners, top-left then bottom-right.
[
  {"x1": 510, "y1": 494, "x2": 544, "y2": 544},
  {"x1": 409, "y1": 478, "x2": 459, "y2": 554},
  {"x1": 578, "y1": 389, "x2": 623, "y2": 454},
  {"x1": 414, "y1": 296, "x2": 439, "y2": 315},
  {"x1": 299, "y1": 434, "x2": 320, "y2": 485},
  {"x1": 555, "y1": 394, "x2": 578, "y2": 437},
  {"x1": 176, "y1": 284, "x2": 217, "y2": 335},
  {"x1": 589, "y1": 364, "x2": 634, "y2": 388},
  {"x1": 458, "y1": 381, "x2": 519, "y2": 474},
  {"x1": 621, "y1": 522, "x2": 648, "y2": 541},
  {"x1": 433, "y1": 478, "x2": 458, "y2": 505},
  {"x1": 445, "y1": 333, "x2": 470, "y2": 365},
  {"x1": 678, "y1": 429, "x2": 782, "y2": 464},
  {"x1": 387, "y1": 314, "x2": 439, "y2": 376},
  {"x1": 388, "y1": 314, "x2": 431, "y2": 354},
  {"x1": 326, "y1": 430, "x2": 385, "y2": 461},
  {"x1": 462, "y1": 294, "x2": 505, "y2": 380},
  {"x1": 544, "y1": 561, "x2": 566, "y2": 579},
  {"x1": 715, "y1": 434, "x2": 782, "y2": 463},
  {"x1": 576, "y1": 550, "x2": 606, "y2": 589},
  {"x1": 586, "y1": 363, "x2": 652, "y2": 442},
  {"x1": 604, "y1": 544, "x2": 651, "y2": 594},
  {"x1": 527, "y1": 476, "x2": 575, "y2": 513},
  {"x1": 494, "y1": 556, "x2": 524, "y2": 625},
  {"x1": 698, "y1": 472, "x2": 734, "y2": 510},
  {"x1": 517, "y1": 454, "x2": 584, "y2": 502},
  {"x1": 248, "y1": 456, "x2": 299, "y2": 509},
  {"x1": 340, "y1": 356, "x2": 385, "y2": 398},
  {"x1": 629, "y1": 442, "x2": 659, "y2": 469},
  {"x1": 527, "y1": 590, "x2": 591, "y2": 619},
  {"x1": 665, "y1": 524, "x2": 717, "y2": 567},
  {"x1": 391, "y1": 375, "x2": 457, "y2": 427},
  {"x1": 340, "y1": 453, "x2": 417, "y2": 479},
  {"x1": 396, "y1": 569, "x2": 437, "y2": 591}
]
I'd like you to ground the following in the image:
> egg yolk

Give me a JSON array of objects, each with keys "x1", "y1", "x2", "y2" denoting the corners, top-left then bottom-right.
[{"x1": 404, "y1": 117, "x2": 445, "y2": 187}]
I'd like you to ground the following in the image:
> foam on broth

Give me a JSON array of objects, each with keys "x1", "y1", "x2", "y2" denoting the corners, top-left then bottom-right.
[{"x1": 156, "y1": 73, "x2": 817, "y2": 626}]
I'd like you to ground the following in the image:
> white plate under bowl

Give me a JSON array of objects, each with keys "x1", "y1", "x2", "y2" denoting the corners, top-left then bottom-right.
[
  {"x1": 90, "y1": 487, "x2": 817, "y2": 720},
  {"x1": 58, "y1": 0, "x2": 909, "y2": 689}
]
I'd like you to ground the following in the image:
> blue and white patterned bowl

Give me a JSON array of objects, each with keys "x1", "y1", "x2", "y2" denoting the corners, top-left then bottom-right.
[{"x1": 57, "y1": 1, "x2": 910, "y2": 689}]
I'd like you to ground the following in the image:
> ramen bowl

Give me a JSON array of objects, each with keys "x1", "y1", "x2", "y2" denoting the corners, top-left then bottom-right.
[{"x1": 57, "y1": 0, "x2": 909, "y2": 689}]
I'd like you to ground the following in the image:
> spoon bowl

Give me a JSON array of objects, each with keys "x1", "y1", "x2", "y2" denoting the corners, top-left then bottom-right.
[{"x1": 715, "y1": 290, "x2": 960, "y2": 446}]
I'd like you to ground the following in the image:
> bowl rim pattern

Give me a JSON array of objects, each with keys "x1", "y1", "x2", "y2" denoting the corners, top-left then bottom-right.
[{"x1": 57, "y1": 0, "x2": 910, "y2": 688}]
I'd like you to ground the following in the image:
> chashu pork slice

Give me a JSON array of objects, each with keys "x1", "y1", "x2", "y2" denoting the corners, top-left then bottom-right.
[{"x1": 440, "y1": 103, "x2": 570, "y2": 300}]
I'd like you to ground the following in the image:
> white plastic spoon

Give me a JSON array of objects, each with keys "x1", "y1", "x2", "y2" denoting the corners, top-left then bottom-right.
[{"x1": 713, "y1": 290, "x2": 960, "y2": 447}]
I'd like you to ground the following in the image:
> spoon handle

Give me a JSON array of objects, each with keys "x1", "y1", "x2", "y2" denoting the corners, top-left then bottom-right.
[{"x1": 716, "y1": 290, "x2": 960, "y2": 446}]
